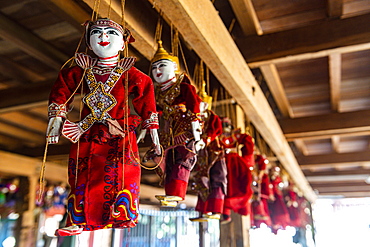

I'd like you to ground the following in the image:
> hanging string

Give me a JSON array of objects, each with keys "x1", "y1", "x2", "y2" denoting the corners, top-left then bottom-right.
[
  {"x1": 154, "y1": 11, "x2": 163, "y2": 43},
  {"x1": 206, "y1": 66, "x2": 210, "y2": 95},
  {"x1": 121, "y1": 0, "x2": 126, "y2": 27},
  {"x1": 107, "y1": 0, "x2": 113, "y2": 18},
  {"x1": 39, "y1": 69, "x2": 87, "y2": 202},
  {"x1": 178, "y1": 40, "x2": 190, "y2": 76},
  {"x1": 172, "y1": 29, "x2": 179, "y2": 58},
  {"x1": 212, "y1": 88, "x2": 218, "y2": 112}
]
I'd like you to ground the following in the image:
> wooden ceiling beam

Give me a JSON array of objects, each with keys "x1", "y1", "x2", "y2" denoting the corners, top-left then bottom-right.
[
  {"x1": 0, "y1": 121, "x2": 45, "y2": 144},
  {"x1": 0, "y1": 81, "x2": 52, "y2": 113},
  {"x1": 240, "y1": 13, "x2": 370, "y2": 63},
  {"x1": 228, "y1": 0, "x2": 263, "y2": 36},
  {"x1": 0, "y1": 112, "x2": 47, "y2": 135},
  {"x1": 327, "y1": 0, "x2": 343, "y2": 18},
  {"x1": 297, "y1": 151, "x2": 370, "y2": 166},
  {"x1": 0, "y1": 12, "x2": 68, "y2": 70},
  {"x1": 317, "y1": 191, "x2": 370, "y2": 198},
  {"x1": 0, "y1": 59, "x2": 47, "y2": 84},
  {"x1": 306, "y1": 174, "x2": 368, "y2": 182},
  {"x1": 329, "y1": 53, "x2": 341, "y2": 111},
  {"x1": 304, "y1": 168, "x2": 370, "y2": 177},
  {"x1": 41, "y1": 0, "x2": 91, "y2": 30},
  {"x1": 146, "y1": 0, "x2": 316, "y2": 202},
  {"x1": 259, "y1": 64, "x2": 292, "y2": 117},
  {"x1": 280, "y1": 110, "x2": 370, "y2": 139},
  {"x1": 316, "y1": 185, "x2": 370, "y2": 193},
  {"x1": 310, "y1": 180, "x2": 368, "y2": 187},
  {"x1": 0, "y1": 150, "x2": 67, "y2": 183}
]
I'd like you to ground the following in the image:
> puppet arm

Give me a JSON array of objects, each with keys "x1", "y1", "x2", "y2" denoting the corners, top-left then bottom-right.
[
  {"x1": 136, "y1": 129, "x2": 161, "y2": 155},
  {"x1": 192, "y1": 120, "x2": 205, "y2": 151}
]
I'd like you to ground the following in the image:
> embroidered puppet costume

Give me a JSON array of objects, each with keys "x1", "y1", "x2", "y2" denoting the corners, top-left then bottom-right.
[
  {"x1": 47, "y1": 19, "x2": 159, "y2": 236},
  {"x1": 192, "y1": 102, "x2": 227, "y2": 220},
  {"x1": 147, "y1": 41, "x2": 202, "y2": 206},
  {"x1": 219, "y1": 118, "x2": 254, "y2": 222}
]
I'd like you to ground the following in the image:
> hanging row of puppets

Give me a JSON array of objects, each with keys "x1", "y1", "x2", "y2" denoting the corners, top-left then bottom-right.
[{"x1": 43, "y1": 18, "x2": 311, "y2": 237}]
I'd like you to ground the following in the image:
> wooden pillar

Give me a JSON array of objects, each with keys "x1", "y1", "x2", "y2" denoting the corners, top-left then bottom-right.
[
  {"x1": 19, "y1": 175, "x2": 38, "y2": 247},
  {"x1": 220, "y1": 212, "x2": 251, "y2": 247}
]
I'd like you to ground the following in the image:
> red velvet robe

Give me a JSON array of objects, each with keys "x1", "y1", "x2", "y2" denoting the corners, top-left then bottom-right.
[
  {"x1": 220, "y1": 132, "x2": 254, "y2": 217},
  {"x1": 48, "y1": 60, "x2": 158, "y2": 231},
  {"x1": 194, "y1": 110, "x2": 227, "y2": 214},
  {"x1": 284, "y1": 186, "x2": 301, "y2": 227},
  {"x1": 251, "y1": 155, "x2": 272, "y2": 227},
  {"x1": 268, "y1": 175, "x2": 290, "y2": 233}
]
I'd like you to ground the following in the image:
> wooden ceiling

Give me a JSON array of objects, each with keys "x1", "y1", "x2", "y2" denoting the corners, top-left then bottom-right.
[{"x1": 0, "y1": 0, "x2": 369, "y2": 200}]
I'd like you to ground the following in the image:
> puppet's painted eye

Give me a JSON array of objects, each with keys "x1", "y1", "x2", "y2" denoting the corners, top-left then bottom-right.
[
  {"x1": 91, "y1": 29, "x2": 101, "y2": 35},
  {"x1": 107, "y1": 30, "x2": 119, "y2": 35}
]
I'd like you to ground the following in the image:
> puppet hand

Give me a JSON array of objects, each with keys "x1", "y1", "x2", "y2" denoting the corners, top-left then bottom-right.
[
  {"x1": 191, "y1": 120, "x2": 202, "y2": 142},
  {"x1": 136, "y1": 129, "x2": 147, "y2": 143},
  {"x1": 195, "y1": 139, "x2": 206, "y2": 151},
  {"x1": 46, "y1": 117, "x2": 63, "y2": 144},
  {"x1": 150, "y1": 129, "x2": 161, "y2": 155}
]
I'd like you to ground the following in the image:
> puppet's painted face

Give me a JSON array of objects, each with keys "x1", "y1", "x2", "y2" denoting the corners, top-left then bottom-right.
[
  {"x1": 151, "y1": 59, "x2": 177, "y2": 84},
  {"x1": 89, "y1": 26, "x2": 124, "y2": 58}
]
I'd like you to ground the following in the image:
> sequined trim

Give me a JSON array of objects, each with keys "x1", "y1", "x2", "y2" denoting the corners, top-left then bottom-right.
[
  {"x1": 48, "y1": 103, "x2": 67, "y2": 118},
  {"x1": 142, "y1": 112, "x2": 159, "y2": 129}
]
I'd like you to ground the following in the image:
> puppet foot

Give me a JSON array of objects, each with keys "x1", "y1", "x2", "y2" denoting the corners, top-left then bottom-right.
[
  {"x1": 155, "y1": 195, "x2": 183, "y2": 207},
  {"x1": 190, "y1": 213, "x2": 221, "y2": 222},
  {"x1": 55, "y1": 225, "x2": 83, "y2": 236},
  {"x1": 205, "y1": 213, "x2": 221, "y2": 220},
  {"x1": 189, "y1": 215, "x2": 209, "y2": 222}
]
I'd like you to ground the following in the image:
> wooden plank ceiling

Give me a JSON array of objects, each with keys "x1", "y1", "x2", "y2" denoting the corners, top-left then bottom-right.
[{"x1": 0, "y1": 0, "x2": 369, "y2": 200}]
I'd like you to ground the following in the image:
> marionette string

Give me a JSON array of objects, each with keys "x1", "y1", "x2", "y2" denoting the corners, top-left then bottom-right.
[{"x1": 38, "y1": 68, "x2": 87, "y2": 203}]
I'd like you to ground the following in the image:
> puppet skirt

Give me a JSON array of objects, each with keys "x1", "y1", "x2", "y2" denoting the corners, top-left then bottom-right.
[{"x1": 65, "y1": 128, "x2": 140, "y2": 231}]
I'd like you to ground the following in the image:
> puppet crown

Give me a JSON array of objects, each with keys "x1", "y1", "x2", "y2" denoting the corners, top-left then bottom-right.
[{"x1": 151, "y1": 40, "x2": 180, "y2": 72}]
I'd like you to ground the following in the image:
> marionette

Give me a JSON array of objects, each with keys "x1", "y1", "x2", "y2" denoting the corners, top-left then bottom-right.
[
  {"x1": 284, "y1": 181, "x2": 301, "y2": 228},
  {"x1": 251, "y1": 154, "x2": 272, "y2": 228},
  {"x1": 139, "y1": 41, "x2": 202, "y2": 206},
  {"x1": 268, "y1": 165, "x2": 290, "y2": 234},
  {"x1": 219, "y1": 117, "x2": 254, "y2": 222},
  {"x1": 46, "y1": 18, "x2": 160, "y2": 236},
  {"x1": 190, "y1": 98, "x2": 227, "y2": 221}
]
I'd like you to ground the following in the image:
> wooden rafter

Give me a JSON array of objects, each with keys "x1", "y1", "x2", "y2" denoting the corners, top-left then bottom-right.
[
  {"x1": 0, "y1": 12, "x2": 68, "y2": 70},
  {"x1": 327, "y1": 0, "x2": 343, "y2": 18},
  {"x1": 238, "y1": 13, "x2": 370, "y2": 63},
  {"x1": 259, "y1": 64, "x2": 292, "y2": 117},
  {"x1": 297, "y1": 151, "x2": 370, "y2": 166},
  {"x1": 0, "y1": 81, "x2": 52, "y2": 113},
  {"x1": 329, "y1": 53, "x2": 341, "y2": 111},
  {"x1": 280, "y1": 110, "x2": 370, "y2": 139},
  {"x1": 304, "y1": 168, "x2": 370, "y2": 177},
  {"x1": 0, "y1": 58, "x2": 47, "y2": 84},
  {"x1": 228, "y1": 0, "x2": 263, "y2": 35}
]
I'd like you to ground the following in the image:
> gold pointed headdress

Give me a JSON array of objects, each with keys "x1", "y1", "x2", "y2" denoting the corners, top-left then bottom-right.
[
  {"x1": 151, "y1": 40, "x2": 180, "y2": 73},
  {"x1": 199, "y1": 80, "x2": 213, "y2": 110}
]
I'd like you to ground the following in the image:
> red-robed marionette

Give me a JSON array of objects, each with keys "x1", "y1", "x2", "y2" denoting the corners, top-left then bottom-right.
[
  {"x1": 219, "y1": 117, "x2": 254, "y2": 222},
  {"x1": 141, "y1": 41, "x2": 202, "y2": 206},
  {"x1": 268, "y1": 166, "x2": 290, "y2": 234},
  {"x1": 251, "y1": 154, "x2": 272, "y2": 228},
  {"x1": 46, "y1": 18, "x2": 160, "y2": 236},
  {"x1": 191, "y1": 101, "x2": 227, "y2": 221},
  {"x1": 284, "y1": 182, "x2": 301, "y2": 228}
]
